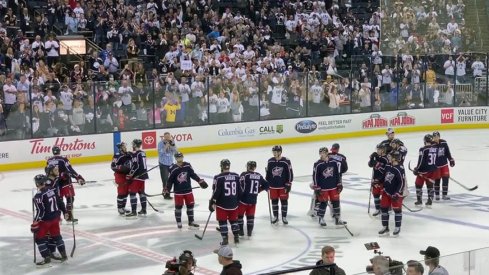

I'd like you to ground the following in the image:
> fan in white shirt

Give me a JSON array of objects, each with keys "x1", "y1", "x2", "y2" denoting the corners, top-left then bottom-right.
[{"x1": 471, "y1": 58, "x2": 486, "y2": 77}]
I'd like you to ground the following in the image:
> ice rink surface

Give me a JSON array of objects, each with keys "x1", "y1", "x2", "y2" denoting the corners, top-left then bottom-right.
[{"x1": 0, "y1": 129, "x2": 488, "y2": 275}]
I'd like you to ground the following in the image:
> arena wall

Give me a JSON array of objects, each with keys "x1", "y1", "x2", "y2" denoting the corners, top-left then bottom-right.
[{"x1": 1, "y1": 107, "x2": 488, "y2": 171}]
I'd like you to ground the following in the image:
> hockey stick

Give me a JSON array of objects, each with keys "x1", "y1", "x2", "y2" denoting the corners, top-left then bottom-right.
[
  {"x1": 368, "y1": 185, "x2": 373, "y2": 216},
  {"x1": 146, "y1": 197, "x2": 161, "y2": 212},
  {"x1": 195, "y1": 211, "x2": 213, "y2": 240},
  {"x1": 70, "y1": 207, "x2": 76, "y2": 257},
  {"x1": 449, "y1": 176, "x2": 478, "y2": 191},
  {"x1": 408, "y1": 161, "x2": 435, "y2": 184},
  {"x1": 403, "y1": 203, "x2": 423, "y2": 212},
  {"x1": 343, "y1": 224, "x2": 355, "y2": 237},
  {"x1": 32, "y1": 189, "x2": 37, "y2": 263},
  {"x1": 267, "y1": 190, "x2": 273, "y2": 224}
]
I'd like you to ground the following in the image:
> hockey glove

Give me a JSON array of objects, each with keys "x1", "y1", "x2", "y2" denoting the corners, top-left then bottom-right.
[
  {"x1": 64, "y1": 212, "x2": 70, "y2": 220},
  {"x1": 413, "y1": 168, "x2": 419, "y2": 176},
  {"x1": 208, "y1": 200, "x2": 216, "y2": 212},
  {"x1": 162, "y1": 188, "x2": 170, "y2": 197},
  {"x1": 370, "y1": 152, "x2": 378, "y2": 159},
  {"x1": 450, "y1": 159, "x2": 455, "y2": 167},
  {"x1": 284, "y1": 183, "x2": 292, "y2": 193},
  {"x1": 76, "y1": 175, "x2": 85, "y2": 185},
  {"x1": 337, "y1": 184, "x2": 343, "y2": 194},
  {"x1": 31, "y1": 221, "x2": 40, "y2": 233},
  {"x1": 199, "y1": 180, "x2": 208, "y2": 189}
]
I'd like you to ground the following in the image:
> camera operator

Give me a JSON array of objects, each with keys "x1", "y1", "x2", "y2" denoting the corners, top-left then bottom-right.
[
  {"x1": 163, "y1": 250, "x2": 196, "y2": 275},
  {"x1": 406, "y1": 260, "x2": 424, "y2": 275},
  {"x1": 158, "y1": 132, "x2": 177, "y2": 200},
  {"x1": 309, "y1": 246, "x2": 346, "y2": 275},
  {"x1": 420, "y1": 246, "x2": 449, "y2": 275},
  {"x1": 369, "y1": 256, "x2": 391, "y2": 275}
]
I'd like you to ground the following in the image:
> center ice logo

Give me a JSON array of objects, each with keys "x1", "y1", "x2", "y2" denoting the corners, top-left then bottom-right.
[{"x1": 272, "y1": 167, "x2": 284, "y2": 177}]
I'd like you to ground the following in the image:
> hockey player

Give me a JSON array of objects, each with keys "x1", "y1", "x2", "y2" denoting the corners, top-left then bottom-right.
[
  {"x1": 238, "y1": 161, "x2": 269, "y2": 238},
  {"x1": 266, "y1": 145, "x2": 293, "y2": 225},
  {"x1": 31, "y1": 174, "x2": 68, "y2": 266},
  {"x1": 390, "y1": 139, "x2": 407, "y2": 165},
  {"x1": 312, "y1": 147, "x2": 346, "y2": 227},
  {"x1": 46, "y1": 146, "x2": 85, "y2": 223},
  {"x1": 328, "y1": 143, "x2": 349, "y2": 180},
  {"x1": 413, "y1": 134, "x2": 438, "y2": 207},
  {"x1": 432, "y1": 131, "x2": 455, "y2": 200},
  {"x1": 166, "y1": 152, "x2": 208, "y2": 229},
  {"x1": 111, "y1": 142, "x2": 133, "y2": 215},
  {"x1": 209, "y1": 159, "x2": 242, "y2": 245},
  {"x1": 125, "y1": 139, "x2": 148, "y2": 217},
  {"x1": 378, "y1": 151, "x2": 406, "y2": 237},
  {"x1": 380, "y1": 128, "x2": 397, "y2": 154},
  {"x1": 368, "y1": 144, "x2": 389, "y2": 216}
]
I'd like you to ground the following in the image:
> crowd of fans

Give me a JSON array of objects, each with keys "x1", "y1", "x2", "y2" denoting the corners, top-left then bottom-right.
[{"x1": 0, "y1": 0, "x2": 487, "y2": 141}]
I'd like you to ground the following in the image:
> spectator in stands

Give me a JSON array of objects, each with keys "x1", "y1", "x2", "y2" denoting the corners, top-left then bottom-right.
[
  {"x1": 104, "y1": 52, "x2": 119, "y2": 74},
  {"x1": 471, "y1": 56, "x2": 486, "y2": 77},
  {"x1": 8, "y1": 102, "x2": 29, "y2": 139},
  {"x1": 0, "y1": 103, "x2": 5, "y2": 139}
]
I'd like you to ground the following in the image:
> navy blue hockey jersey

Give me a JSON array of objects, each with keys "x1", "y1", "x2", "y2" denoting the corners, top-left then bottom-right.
[
  {"x1": 392, "y1": 145, "x2": 408, "y2": 165},
  {"x1": 313, "y1": 160, "x2": 340, "y2": 190},
  {"x1": 212, "y1": 172, "x2": 241, "y2": 210},
  {"x1": 129, "y1": 150, "x2": 149, "y2": 180},
  {"x1": 327, "y1": 153, "x2": 348, "y2": 175},
  {"x1": 239, "y1": 171, "x2": 269, "y2": 205},
  {"x1": 266, "y1": 157, "x2": 293, "y2": 188},
  {"x1": 168, "y1": 162, "x2": 202, "y2": 195},
  {"x1": 111, "y1": 152, "x2": 132, "y2": 174},
  {"x1": 33, "y1": 187, "x2": 66, "y2": 221},
  {"x1": 46, "y1": 156, "x2": 79, "y2": 179},
  {"x1": 368, "y1": 154, "x2": 389, "y2": 182},
  {"x1": 416, "y1": 145, "x2": 438, "y2": 173},
  {"x1": 383, "y1": 164, "x2": 406, "y2": 196},
  {"x1": 434, "y1": 139, "x2": 453, "y2": 167}
]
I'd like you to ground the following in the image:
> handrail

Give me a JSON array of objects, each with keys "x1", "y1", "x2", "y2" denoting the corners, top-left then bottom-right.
[
  {"x1": 86, "y1": 38, "x2": 103, "y2": 52},
  {"x1": 58, "y1": 40, "x2": 84, "y2": 62}
]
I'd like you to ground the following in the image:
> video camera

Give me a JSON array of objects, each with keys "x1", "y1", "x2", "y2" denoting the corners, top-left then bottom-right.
[{"x1": 364, "y1": 242, "x2": 404, "y2": 275}]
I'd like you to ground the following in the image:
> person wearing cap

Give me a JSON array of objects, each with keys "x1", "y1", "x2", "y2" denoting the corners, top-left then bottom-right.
[
  {"x1": 309, "y1": 245, "x2": 346, "y2": 275},
  {"x1": 158, "y1": 132, "x2": 177, "y2": 199},
  {"x1": 406, "y1": 260, "x2": 424, "y2": 275},
  {"x1": 420, "y1": 246, "x2": 449, "y2": 275},
  {"x1": 214, "y1": 246, "x2": 243, "y2": 275},
  {"x1": 165, "y1": 151, "x2": 208, "y2": 229}
]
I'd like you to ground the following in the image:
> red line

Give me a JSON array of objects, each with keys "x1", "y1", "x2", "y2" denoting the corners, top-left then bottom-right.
[{"x1": 0, "y1": 208, "x2": 220, "y2": 275}]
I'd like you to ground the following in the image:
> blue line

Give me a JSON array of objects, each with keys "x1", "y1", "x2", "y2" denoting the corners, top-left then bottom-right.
[
  {"x1": 245, "y1": 225, "x2": 313, "y2": 275},
  {"x1": 291, "y1": 190, "x2": 489, "y2": 231}
]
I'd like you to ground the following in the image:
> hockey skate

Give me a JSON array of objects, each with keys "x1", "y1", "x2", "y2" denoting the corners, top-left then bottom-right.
[
  {"x1": 125, "y1": 211, "x2": 138, "y2": 219},
  {"x1": 234, "y1": 235, "x2": 240, "y2": 244},
  {"x1": 319, "y1": 217, "x2": 327, "y2": 227},
  {"x1": 378, "y1": 227, "x2": 390, "y2": 237},
  {"x1": 177, "y1": 222, "x2": 183, "y2": 229},
  {"x1": 50, "y1": 252, "x2": 68, "y2": 262},
  {"x1": 137, "y1": 209, "x2": 147, "y2": 216},
  {"x1": 188, "y1": 222, "x2": 199, "y2": 229},
  {"x1": 118, "y1": 208, "x2": 131, "y2": 216},
  {"x1": 238, "y1": 229, "x2": 245, "y2": 237},
  {"x1": 392, "y1": 227, "x2": 401, "y2": 237},
  {"x1": 271, "y1": 216, "x2": 279, "y2": 224},
  {"x1": 435, "y1": 195, "x2": 440, "y2": 201},
  {"x1": 425, "y1": 198, "x2": 433, "y2": 208},
  {"x1": 442, "y1": 195, "x2": 450, "y2": 200},
  {"x1": 36, "y1": 257, "x2": 52, "y2": 267},
  {"x1": 282, "y1": 217, "x2": 289, "y2": 225},
  {"x1": 220, "y1": 237, "x2": 229, "y2": 246},
  {"x1": 414, "y1": 200, "x2": 423, "y2": 206},
  {"x1": 335, "y1": 217, "x2": 347, "y2": 228}
]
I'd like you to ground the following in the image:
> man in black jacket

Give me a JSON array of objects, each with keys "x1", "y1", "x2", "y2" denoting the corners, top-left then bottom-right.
[{"x1": 309, "y1": 246, "x2": 346, "y2": 275}]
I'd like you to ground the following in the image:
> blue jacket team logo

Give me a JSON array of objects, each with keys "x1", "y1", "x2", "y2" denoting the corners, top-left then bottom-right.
[
  {"x1": 322, "y1": 167, "x2": 334, "y2": 178},
  {"x1": 177, "y1": 172, "x2": 188, "y2": 183},
  {"x1": 295, "y1": 120, "x2": 317, "y2": 134},
  {"x1": 272, "y1": 167, "x2": 284, "y2": 177}
]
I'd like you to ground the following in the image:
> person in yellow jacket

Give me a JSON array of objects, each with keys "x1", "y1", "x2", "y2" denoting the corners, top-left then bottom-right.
[{"x1": 163, "y1": 98, "x2": 181, "y2": 127}]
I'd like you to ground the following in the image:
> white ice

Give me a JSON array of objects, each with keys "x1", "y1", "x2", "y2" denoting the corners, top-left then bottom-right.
[{"x1": 1, "y1": 129, "x2": 489, "y2": 275}]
